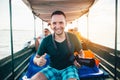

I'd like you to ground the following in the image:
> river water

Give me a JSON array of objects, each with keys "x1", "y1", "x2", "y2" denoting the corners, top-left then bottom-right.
[
  {"x1": 0, "y1": 29, "x2": 34, "y2": 59},
  {"x1": 0, "y1": 29, "x2": 120, "y2": 59}
]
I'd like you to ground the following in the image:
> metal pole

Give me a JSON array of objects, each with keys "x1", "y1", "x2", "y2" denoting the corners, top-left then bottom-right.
[
  {"x1": 9, "y1": 0, "x2": 14, "y2": 79},
  {"x1": 86, "y1": 13, "x2": 89, "y2": 40},
  {"x1": 33, "y1": 14, "x2": 36, "y2": 39},
  {"x1": 114, "y1": 0, "x2": 118, "y2": 80},
  {"x1": 42, "y1": 20, "x2": 44, "y2": 33}
]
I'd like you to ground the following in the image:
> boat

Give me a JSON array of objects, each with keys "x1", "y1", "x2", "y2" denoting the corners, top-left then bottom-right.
[{"x1": 0, "y1": 0, "x2": 119, "y2": 80}]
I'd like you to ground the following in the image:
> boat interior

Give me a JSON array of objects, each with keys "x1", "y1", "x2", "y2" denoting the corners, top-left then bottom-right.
[{"x1": 0, "y1": 0, "x2": 119, "y2": 80}]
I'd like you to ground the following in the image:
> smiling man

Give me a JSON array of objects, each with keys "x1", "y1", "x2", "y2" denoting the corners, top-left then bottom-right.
[{"x1": 31, "y1": 10, "x2": 84, "y2": 80}]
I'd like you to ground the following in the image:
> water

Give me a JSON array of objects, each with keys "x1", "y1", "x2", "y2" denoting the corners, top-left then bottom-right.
[
  {"x1": 0, "y1": 29, "x2": 34, "y2": 59},
  {"x1": 0, "y1": 29, "x2": 120, "y2": 60}
]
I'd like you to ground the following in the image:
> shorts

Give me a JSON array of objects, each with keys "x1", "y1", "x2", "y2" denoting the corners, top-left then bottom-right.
[{"x1": 40, "y1": 65, "x2": 80, "y2": 80}]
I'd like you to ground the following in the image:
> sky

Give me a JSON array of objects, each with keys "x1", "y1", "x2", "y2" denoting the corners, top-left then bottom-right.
[
  {"x1": 0, "y1": 0, "x2": 44, "y2": 30},
  {"x1": 0, "y1": 0, "x2": 120, "y2": 50}
]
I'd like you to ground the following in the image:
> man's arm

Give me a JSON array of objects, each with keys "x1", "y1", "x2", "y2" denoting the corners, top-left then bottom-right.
[
  {"x1": 78, "y1": 49, "x2": 84, "y2": 58},
  {"x1": 35, "y1": 38, "x2": 39, "y2": 51},
  {"x1": 74, "y1": 49, "x2": 84, "y2": 68}
]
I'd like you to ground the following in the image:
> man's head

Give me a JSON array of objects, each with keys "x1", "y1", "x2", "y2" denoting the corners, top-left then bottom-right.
[
  {"x1": 51, "y1": 10, "x2": 66, "y2": 18},
  {"x1": 50, "y1": 10, "x2": 67, "y2": 35},
  {"x1": 44, "y1": 28, "x2": 51, "y2": 36}
]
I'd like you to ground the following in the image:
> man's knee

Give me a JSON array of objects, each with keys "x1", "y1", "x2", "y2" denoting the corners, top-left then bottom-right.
[
  {"x1": 31, "y1": 72, "x2": 47, "y2": 80},
  {"x1": 68, "y1": 78, "x2": 77, "y2": 80}
]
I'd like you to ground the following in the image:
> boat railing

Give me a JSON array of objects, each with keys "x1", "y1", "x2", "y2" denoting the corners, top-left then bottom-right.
[
  {"x1": 85, "y1": 39, "x2": 120, "y2": 80},
  {"x1": 0, "y1": 44, "x2": 35, "y2": 80}
]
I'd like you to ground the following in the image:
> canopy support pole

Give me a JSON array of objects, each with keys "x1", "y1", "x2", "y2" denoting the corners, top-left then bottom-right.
[
  {"x1": 9, "y1": 0, "x2": 14, "y2": 79},
  {"x1": 33, "y1": 14, "x2": 36, "y2": 39},
  {"x1": 114, "y1": 0, "x2": 118, "y2": 80},
  {"x1": 42, "y1": 20, "x2": 44, "y2": 33},
  {"x1": 86, "y1": 12, "x2": 89, "y2": 41}
]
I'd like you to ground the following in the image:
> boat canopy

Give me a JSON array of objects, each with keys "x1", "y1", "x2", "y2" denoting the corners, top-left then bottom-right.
[{"x1": 22, "y1": 0, "x2": 96, "y2": 23}]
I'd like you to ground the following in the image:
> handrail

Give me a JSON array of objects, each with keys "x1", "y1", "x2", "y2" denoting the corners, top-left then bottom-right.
[
  {"x1": 86, "y1": 40, "x2": 120, "y2": 80},
  {"x1": 0, "y1": 47, "x2": 34, "y2": 80},
  {"x1": 15, "y1": 54, "x2": 32, "y2": 80}
]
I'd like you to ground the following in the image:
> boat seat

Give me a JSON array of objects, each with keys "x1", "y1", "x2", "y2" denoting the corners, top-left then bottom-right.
[
  {"x1": 20, "y1": 52, "x2": 105, "y2": 80},
  {"x1": 24, "y1": 53, "x2": 50, "y2": 78},
  {"x1": 78, "y1": 65, "x2": 104, "y2": 79}
]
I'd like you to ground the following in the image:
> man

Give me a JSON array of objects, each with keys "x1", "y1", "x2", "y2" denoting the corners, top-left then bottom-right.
[
  {"x1": 31, "y1": 10, "x2": 84, "y2": 80},
  {"x1": 22, "y1": 28, "x2": 51, "y2": 79},
  {"x1": 35, "y1": 28, "x2": 51, "y2": 51}
]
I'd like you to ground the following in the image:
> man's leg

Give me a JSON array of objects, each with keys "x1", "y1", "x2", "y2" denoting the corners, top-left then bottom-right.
[
  {"x1": 31, "y1": 72, "x2": 47, "y2": 80},
  {"x1": 69, "y1": 78, "x2": 77, "y2": 80},
  {"x1": 61, "y1": 66, "x2": 79, "y2": 80},
  {"x1": 31, "y1": 66, "x2": 58, "y2": 80}
]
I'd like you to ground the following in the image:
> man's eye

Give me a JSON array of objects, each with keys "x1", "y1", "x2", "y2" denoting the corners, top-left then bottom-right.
[
  {"x1": 59, "y1": 22, "x2": 63, "y2": 24},
  {"x1": 53, "y1": 22, "x2": 56, "y2": 25}
]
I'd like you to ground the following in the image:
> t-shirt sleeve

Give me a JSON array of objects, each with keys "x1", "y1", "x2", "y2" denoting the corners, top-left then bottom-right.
[
  {"x1": 73, "y1": 34, "x2": 82, "y2": 52},
  {"x1": 36, "y1": 38, "x2": 46, "y2": 56}
]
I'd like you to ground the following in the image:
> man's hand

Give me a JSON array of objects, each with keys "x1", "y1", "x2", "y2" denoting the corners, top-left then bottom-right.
[
  {"x1": 74, "y1": 60, "x2": 81, "y2": 68},
  {"x1": 36, "y1": 53, "x2": 47, "y2": 66}
]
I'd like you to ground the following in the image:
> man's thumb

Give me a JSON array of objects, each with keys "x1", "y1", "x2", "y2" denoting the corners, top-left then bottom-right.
[{"x1": 41, "y1": 53, "x2": 47, "y2": 58}]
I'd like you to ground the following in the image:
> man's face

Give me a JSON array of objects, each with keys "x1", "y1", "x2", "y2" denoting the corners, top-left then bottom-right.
[
  {"x1": 44, "y1": 30, "x2": 49, "y2": 36},
  {"x1": 51, "y1": 15, "x2": 66, "y2": 35}
]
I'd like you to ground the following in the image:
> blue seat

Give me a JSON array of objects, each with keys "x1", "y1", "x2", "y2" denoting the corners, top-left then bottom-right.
[
  {"x1": 21, "y1": 54, "x2": 106, "y2": 80},
  {"x1": 78, "y1": 65, "x2": 104, "y2": 79},
  {"x1": 24, "y1": 53, "x2": 50, "y2": 78}
]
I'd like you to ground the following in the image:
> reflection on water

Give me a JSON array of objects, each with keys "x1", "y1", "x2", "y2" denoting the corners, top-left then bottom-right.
[{"x1": 0, "y1": 29, "x2": 34, "y2": 59}]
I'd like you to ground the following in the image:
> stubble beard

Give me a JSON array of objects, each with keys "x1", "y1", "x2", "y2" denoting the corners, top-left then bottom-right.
[{"x1": 54, "y1": 27, "x2": 64, "y2": 36}]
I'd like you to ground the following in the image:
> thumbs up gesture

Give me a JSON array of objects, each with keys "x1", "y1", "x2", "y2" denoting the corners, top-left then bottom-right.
[{"x1": 36, "y1": 53, "x2": 47, "y2": 66}]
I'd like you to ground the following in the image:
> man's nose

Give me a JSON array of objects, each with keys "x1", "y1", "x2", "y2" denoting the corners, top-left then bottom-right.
[{"x1": 55, "y1": 23, "x2": 61, "y2": 28}]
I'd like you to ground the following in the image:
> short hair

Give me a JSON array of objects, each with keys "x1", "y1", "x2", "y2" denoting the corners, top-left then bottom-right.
[
  {"x1": 51, "y1": 10, "x2": 66, "y2": 18},
  {"x1": 44, "y1": 28, "x2": 50, "y2": 31}
]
